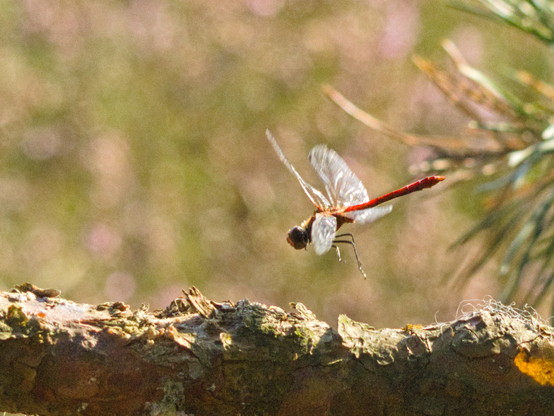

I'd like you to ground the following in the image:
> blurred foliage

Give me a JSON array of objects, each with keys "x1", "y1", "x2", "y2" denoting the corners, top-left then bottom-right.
[
  {"x1": 422, "y1": 1, "x2": 554, "y2": 316},
  {"x1": 455, "y1": 0, "x2": 554, "y2": 44},
  {"x1": 0, "y1": 0, "x2": 550, "y2": 326},
  {"x1": 414, "y1": 41, "x2": 554, "y2": 314},
  {"x1": 327, "y1": 1, "x2": 554, "y2": 316},
  {"x1": 449, "y1": 0, "x2": 554, "y2": 316}
]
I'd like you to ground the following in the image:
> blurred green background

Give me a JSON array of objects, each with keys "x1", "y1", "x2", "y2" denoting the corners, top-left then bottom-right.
[{"x1": 0, "y1": 0, "x2": 549, "y2": 327}]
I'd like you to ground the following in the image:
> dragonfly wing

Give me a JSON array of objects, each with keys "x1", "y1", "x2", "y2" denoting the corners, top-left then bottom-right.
[
  {"x1": 308, "y1": 145, "x2": 369, "y2": 208},
  {"x1": 342, "y1": 205, "x2": 392, "y2": 224},
  {"x1": 311, "y1": 213, "x2": 337, "y2": 255},
  {"x1": 266, "y1": 130, "x2": 330, "y2": 209}
]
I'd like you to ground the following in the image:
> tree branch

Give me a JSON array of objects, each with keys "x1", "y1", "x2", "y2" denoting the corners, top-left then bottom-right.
[{"x1": 0, "y1": 284, "x2": 553, "y2": 415}]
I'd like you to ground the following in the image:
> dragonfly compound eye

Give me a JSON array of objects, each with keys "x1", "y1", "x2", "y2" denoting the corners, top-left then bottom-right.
[{"x1": 287, "y1": 226, "x2": 309, "y2": 250}]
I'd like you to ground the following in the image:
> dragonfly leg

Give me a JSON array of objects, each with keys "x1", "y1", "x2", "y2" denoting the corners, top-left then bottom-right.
[
  {"x1": 333, "y1": 233, "x2": 367, "y2": 279},
  {"x1": 332, "y1": 245, "x2": 343, "y2": 262}
]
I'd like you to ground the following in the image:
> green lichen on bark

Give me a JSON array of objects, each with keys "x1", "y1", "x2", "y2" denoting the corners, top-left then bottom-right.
[{"x1": 145, "y1": 380, "x2": 186, "y2": 416}]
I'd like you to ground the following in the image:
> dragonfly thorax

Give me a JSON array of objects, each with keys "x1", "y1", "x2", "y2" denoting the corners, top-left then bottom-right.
[{"x1": 287, "y1": 225, "x2": 310, "y2": 250}]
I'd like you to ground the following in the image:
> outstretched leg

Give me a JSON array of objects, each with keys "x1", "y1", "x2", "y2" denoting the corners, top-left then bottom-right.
[
  {"x1": 332, "y1": 245, "x2": 343, "y2": 262},
  {"x1": 333, "y1": 233, "x2": 367, "y2": 279}
]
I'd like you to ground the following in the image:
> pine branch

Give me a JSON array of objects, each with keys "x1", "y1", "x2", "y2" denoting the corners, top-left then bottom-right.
[
  {"x1": 453, "y1": 0, "x2": 554, "y2": 44},
  {"x1": 0, "y1": 284, "x2": 553, "y2": 416},
  {"x1": 324, "y1": 30, "x2": 554, "y2": 314}
]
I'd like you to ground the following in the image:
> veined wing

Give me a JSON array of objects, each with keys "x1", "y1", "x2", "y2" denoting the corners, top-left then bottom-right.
[
  {"x1": 266, "y1": 130, "x2": 330, "y2": 209},
  {"x1": 308, "y1": 145, "x2": 369, "y2": 209},
  {"x1": 311, "y1": 213, "x2": 337, "y2": 255},
  {"x1": 342, "y1": 205, "x2": 392, "y2": 224}
]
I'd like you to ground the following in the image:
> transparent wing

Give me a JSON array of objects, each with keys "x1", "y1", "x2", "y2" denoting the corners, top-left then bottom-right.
[
  {"x1": 308, "y1": 145, "x2": 369, "y2": 209},
  {"x1": 342, "y1": 205, "x2": 392, "y2": 224},
  {"x1": 266, "y1": 130, "x2": 330, "y2": 209},
  {"x1": 311, "y1": 213, "x2": 337, "y2": 255}
]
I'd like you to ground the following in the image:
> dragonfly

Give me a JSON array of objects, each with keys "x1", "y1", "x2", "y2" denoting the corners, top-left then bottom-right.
[{"x1": 266, "y1": 130, "x2": 445, "y2": 277}]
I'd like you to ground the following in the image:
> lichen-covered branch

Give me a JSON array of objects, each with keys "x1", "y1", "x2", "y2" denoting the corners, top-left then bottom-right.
[{"x1": 0, "y1": 284, "x2": 553, "y2": 416}]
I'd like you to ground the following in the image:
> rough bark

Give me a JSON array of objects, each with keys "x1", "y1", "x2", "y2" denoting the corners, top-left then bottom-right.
[{"x1": 0, "y1": 284, "x2": 553, "y2": 416}]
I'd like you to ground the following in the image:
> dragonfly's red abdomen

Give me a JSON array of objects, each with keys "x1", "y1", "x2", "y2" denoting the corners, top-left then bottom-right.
[{"x1": 343, "y1": 176, "x2": 445, "y2": 213}]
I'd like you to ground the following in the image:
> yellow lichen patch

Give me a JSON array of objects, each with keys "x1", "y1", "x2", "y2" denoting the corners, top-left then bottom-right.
[
  {"x1": 220, "y1": 332, "x2": 233, "y2": 350},
  {"x1": 402, "y1": 324, "x2": 423, "y2": 333},
  {"x1": 514, "y1": 348, "x2": 554, "y2": 386}
]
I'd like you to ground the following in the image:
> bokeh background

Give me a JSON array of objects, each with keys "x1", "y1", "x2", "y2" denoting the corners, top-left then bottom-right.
[{"x1": 0, "y1": 0, "x2": 550, "y2": 327}]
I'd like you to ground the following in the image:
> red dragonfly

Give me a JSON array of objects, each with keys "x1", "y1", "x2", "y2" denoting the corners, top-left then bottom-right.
[{"x1": 266, "y1": 130, "x2": 445, "y2": 276}]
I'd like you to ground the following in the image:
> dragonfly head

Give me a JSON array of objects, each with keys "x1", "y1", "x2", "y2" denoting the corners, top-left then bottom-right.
[{"x1": 287, "y1": 225, "x2": 310, "y2": 250}]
